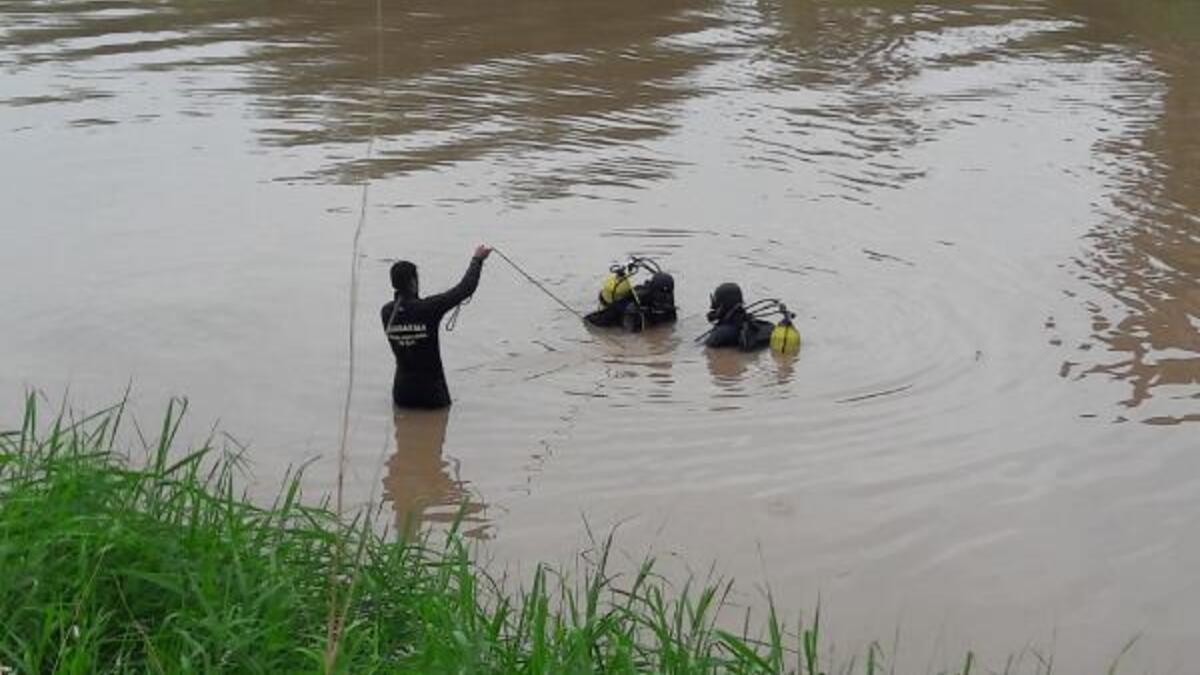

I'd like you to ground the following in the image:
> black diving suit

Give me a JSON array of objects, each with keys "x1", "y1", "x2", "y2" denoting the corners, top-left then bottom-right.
[
  {"x1": 584, "y1": 272, "x2": 678, "y2": 332},
  {"x1": 703, "y1": 282, "x2": 773, "y2": 351},
  {"x1": 704, "y1": 308, "x2": 774, "y2": 351},
  {"x1": 381, "y1": 255, "x2": 483, "y2": 408}
]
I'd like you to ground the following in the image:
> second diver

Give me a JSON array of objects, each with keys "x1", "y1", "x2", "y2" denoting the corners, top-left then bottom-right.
[
  {"x1": 584, "y1": 256, "x2": 678, "y2": 332},
  {"x1": 702, "y1": 282, "x2": 800, "y2": 353}
]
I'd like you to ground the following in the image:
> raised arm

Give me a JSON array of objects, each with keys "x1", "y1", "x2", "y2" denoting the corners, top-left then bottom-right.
[{"x1": 424, "y1": 245, "x2": 491, "y2": 316}]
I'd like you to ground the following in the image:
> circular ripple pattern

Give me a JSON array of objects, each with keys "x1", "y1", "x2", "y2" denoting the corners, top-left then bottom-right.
[{"x1": 2, "y1": 1, "x2": 1198, "y2": 672}]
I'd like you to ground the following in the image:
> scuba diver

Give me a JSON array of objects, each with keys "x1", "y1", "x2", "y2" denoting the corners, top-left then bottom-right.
[
  {"x1": 584, "y1": 256, "x2": 678, "y2": 332},
  {"x1": 382, "y1": 245, "x2": 491, "y2": 408},
  {"x1": 701, "y1": 282, "x2": 801, "y2": 353}
]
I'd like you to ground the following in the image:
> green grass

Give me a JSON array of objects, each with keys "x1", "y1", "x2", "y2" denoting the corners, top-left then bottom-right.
[{"x1": 0, "y1": 394, "x2": 1087, "y2": 673}]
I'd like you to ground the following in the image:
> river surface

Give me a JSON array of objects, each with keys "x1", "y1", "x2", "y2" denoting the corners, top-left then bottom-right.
[{"x1": 2, "y1": 0, "x2": 1198, "y2": 671}]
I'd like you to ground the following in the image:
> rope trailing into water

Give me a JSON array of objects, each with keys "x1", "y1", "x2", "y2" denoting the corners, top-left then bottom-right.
[
  {"x1": 493, "y1": 247, "x2": 586, "y2": 322},
  {"x1": 494, "y1": 247, "x2": 633, "y2": 353},
  {"x1": 493, "y1": 247, "x2": 626, "y2": 351}
]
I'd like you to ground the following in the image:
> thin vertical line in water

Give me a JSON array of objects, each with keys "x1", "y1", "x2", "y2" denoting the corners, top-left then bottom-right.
[
  {"x1": 326, "y1": 0, "x2": 384, "y2": 671},
  {"x1": 337, "y1": 0, "x2": 384, "y2": 525}
]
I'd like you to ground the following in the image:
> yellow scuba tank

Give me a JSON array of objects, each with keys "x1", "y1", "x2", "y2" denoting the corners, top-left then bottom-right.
[
  {"x1": 600, "y1": 272, "x2": 633, "y2": 306},
  {"x1": 770, "y1": 317, "x2": 801, "y2": 354}
]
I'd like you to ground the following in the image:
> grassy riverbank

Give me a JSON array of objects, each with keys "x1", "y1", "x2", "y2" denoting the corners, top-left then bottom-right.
[{"x1": 1, "y1": 396, "x2": 1051, "y2": 673}]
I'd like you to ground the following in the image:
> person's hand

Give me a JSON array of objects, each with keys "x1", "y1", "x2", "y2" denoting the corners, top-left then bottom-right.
[{"x1": 474, "y1": 245, "x2": 492, "y2": 260}]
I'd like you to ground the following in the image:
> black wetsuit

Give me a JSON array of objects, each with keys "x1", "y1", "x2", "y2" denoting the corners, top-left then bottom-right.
[
  {"x1": 381, "y1": 256, "x2": 484, "y2": 408},
  {"x1": 584, "y1": 272, "x2": 677, "y2": 332},
  {"x1": 705, "y1": 308, "x2": 774, "y2": 351}
]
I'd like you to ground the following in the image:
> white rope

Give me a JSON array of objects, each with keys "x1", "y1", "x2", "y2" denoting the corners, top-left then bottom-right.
[
  {"x1": 325, "y1": 2, "x2": 383, "y2": 670},
  {"x1": 336, "y1": 0, "x2": 385, "y2": 521}
]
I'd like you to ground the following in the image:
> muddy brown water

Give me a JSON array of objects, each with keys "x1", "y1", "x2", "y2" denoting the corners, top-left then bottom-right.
[{"x1": 2, "y1": 0, "x2": 1198, "y2": 670}]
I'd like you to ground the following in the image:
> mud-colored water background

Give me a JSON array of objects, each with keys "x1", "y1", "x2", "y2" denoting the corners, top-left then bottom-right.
[{"x1": 2, "y1": 0, "x2": 1198, "y2": 671}]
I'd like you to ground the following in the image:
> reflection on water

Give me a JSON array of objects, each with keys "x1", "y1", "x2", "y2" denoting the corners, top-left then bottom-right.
[
  {"x1": 704, "y1": 346, "x2": 797, "y2": 405},
  {"x1": 2, "y1": 0, "x2": 1199, "y2": 671},
  {"x1": 770, "y1": 349, "x2": 797, "y2": 384},
  {"x1": 384, "y1": 408, "x2": 488, "y2": 539},
  {"x1": 705, "y1": 347, "x2": 752, "y2": 388},
  {"x1": 0, "y1": 0, "x2": 724, "y2": 189},
  {"x1": 1048, "y1": 1, "x2": 1200, "y2": 422}
]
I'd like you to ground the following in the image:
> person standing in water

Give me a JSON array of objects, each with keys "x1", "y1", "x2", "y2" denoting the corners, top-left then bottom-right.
[{"x1": 382, "y1": 245, "x2": 491, "y2": 408}]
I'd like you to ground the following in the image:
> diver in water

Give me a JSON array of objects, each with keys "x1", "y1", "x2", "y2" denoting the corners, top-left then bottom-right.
[
  {"x1": 584, "y1": 256, "x2": 678, "y2": 332},
  {"x1": 703, "y1": 282, "x2": 800, "y2": 353},
  {"x1": 704, "y1": 282, "x2": 773, "y2": 350},
  {"x1": 382, "y1": 245, "x2": 491, "y2": 408}
]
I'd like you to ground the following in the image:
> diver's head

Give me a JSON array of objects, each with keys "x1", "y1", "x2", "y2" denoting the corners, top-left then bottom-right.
[
  {"x1": 391, "y1": 260, "x2": 419, "y2": 299},
  {"x1": 646, "y1": 272, "x2": 674, "y2": 294},
  {"x1": 707, "y1": 282, "x2": 743, "y2": 322}
]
